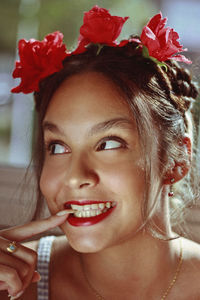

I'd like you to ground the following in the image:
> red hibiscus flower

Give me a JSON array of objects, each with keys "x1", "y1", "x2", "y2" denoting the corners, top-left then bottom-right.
[
  {"x1": 11, "y1": 31, "x2": 68, "y2": 94},
  {"x1": 73, "y1": 5, "x2": 129, "y2": 55},
  {"x1": 140, "y1": 12, "x2": 191, "y2": 64}
]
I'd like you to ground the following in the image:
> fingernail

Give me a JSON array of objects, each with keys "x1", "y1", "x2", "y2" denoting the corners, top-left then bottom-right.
[
  {"x1": 32, "y1": 270, "x2": 41, "y2": 282},
  {"x1": 36, "y1": 271, "x2": 41, "y2": 281},
  {"x1": 8, "y1": 290, "x2": 24, "y2": 299},
  {"x1": 56, "y1": 209, "x2": 74, "y2": 216}
]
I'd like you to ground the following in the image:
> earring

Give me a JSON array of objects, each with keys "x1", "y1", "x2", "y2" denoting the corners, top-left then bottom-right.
[{"x1": 168, "y1": 178, "x2": 175, "y2": 197}]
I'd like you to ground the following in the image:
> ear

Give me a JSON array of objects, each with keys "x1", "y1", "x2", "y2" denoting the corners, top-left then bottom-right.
[{"x1": 163, "y1": 136, "x2": 192, "y2": 185}]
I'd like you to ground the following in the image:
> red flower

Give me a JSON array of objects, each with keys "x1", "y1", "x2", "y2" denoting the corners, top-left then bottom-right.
[
  {"x1": 73, "y1": 5, "x2": 129, "y2": 54},
  {"x1": 11, "y1": 31, "x2": 68, "y2": 94},
  {"x1": 140, "y1": 12, "x2": 191, "y2": 64}
]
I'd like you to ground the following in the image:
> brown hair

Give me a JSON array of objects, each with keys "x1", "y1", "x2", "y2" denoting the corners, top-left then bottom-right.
[{"x1": 33, "y1": 41, "x2": 199, "y2": 236}]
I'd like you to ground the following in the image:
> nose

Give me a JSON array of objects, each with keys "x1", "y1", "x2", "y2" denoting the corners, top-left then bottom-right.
[{"x1": 64, "y1": 153, "x2": 99, "y2": 189}]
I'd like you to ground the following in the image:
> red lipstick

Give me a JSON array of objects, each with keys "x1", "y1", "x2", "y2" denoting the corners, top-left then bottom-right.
[{"x1": 64, "y1": 201, "x2": 116, "y2": 227}]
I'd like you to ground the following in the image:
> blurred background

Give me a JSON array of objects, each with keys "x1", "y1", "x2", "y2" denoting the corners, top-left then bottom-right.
[{"x1": 0, "y1": 0, "x2": 200, "y2": 239}]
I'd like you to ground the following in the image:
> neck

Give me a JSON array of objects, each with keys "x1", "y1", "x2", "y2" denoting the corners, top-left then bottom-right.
[{"x1": 78, "y1": 230, "x2": 180, "y2": 299}]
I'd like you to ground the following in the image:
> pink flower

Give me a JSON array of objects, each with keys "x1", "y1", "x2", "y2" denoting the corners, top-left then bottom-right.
[
  {"x1": 73, "y1": 5, "x2": 129, "y2": 54},
  {"x1": 11, "y1": 31, "x2": 68, "y2": 94},
  {"x1": 140, "y1": 12, "x2": 191, "y2": 64}
]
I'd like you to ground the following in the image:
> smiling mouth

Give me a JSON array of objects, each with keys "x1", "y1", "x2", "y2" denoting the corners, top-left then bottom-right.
[{"x1": 65, "y1": 201, "x2": 116, "y2": 218}]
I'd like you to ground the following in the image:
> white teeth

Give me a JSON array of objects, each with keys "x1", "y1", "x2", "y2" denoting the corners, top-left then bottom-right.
[
  {"x1": 71, "y1": 202, "x2": 112, "y2": 212},
  {"x1": 91, "y1": 210, "x2": 96, "y2": 217},
  {"x1": 82, "y1": 211, "x2": 86, "y2": 217},
  {"x1": 74, "y1": 211, "x2": 82, "y2": 218},
  {"x1": 85, "y1": 211, "x2": 91, "y2": 217},
  {"x1": 69, "y1": 202, "x2": 115, "y2": 218},
  {"x1": 99, "y1": 203, "x2": 105, "y2": 209},
  {"x1": 106, "y1": 202, "x2": 111, "y2": 208},
  {"x1": 91, "y1": 204, "x2": 98, "y2": 209},
  {"x1": 73, "y1": 208, "x2": 110, "y2": 218},
  {"x1": 71, "y1": 204, "x2": 80, "y2": 210},
  {"x1": 71, "y1": 204, "x2": 82, "y2": 211},
  {"x1": 84, "y1": 205, "x2": 91, "y2": 211}
]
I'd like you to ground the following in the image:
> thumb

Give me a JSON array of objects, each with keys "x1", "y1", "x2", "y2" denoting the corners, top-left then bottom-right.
[{"x1": 32, "y1": 271, "x2": 41, "y2": 283}]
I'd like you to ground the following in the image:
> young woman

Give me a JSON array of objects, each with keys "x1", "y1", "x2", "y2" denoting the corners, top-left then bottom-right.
[{"x1": 0, "y1": 6, "x2": 200, "y2": 300}]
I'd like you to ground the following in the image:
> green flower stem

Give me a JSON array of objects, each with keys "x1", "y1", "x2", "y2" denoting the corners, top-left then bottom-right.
[{"x1": 96, "y1": 44, "x2": 105, "y2": 55}]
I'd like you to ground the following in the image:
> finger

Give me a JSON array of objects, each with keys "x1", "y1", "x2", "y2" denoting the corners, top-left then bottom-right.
[
  {"x1": 0, "y1": 264, "x2": 23, "y2": 295},
  {"x1": 0, "y1": 245, "x2": 37, "y2": 294},
  {"x1": 0, "y1": 234, "x2": 45, "y2": 293},
  {"x1": 0, "y1": 244, "x2": 39, "y2": 293},
  {"x1": 0, "y1": 280, "x2": 9, "y2": 291},
  {"x1": 0, "y1": 250, "x2": 29, "y2": 281},
  {"x1": 0, "y1": 209, "x2": 74, "y2": 242},
  {"x1": 31, "y1": 271, "x2": 41, "y2": 283},
  {"x1": 0, "y1": 240, "x2": 37, "y2": 267},
  {"x1": 8, "y1": 290, "x2": 24, "y2": 300}
]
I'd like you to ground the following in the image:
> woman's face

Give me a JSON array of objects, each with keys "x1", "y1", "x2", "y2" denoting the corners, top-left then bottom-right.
[{"x1": 40, "y1": 71, "x2": 146, "y2": 252}]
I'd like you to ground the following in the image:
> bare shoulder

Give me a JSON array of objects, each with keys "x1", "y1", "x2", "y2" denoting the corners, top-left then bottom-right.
[
  {"x1": 179, "y1": 237, "x2": 200, "y2": 298},
  {"x1": 181, "y1": 237, "x2": 200, "y2": 266}
]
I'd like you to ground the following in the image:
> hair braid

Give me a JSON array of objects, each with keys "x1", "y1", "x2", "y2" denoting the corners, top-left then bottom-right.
[
  {"x1": 148, "y1": 60, "x2": 199, "y2": 135},
  {"x1": 153, "y1": 65, "x2": 177, "y2": 107},
  {"x1": 166, "y1": 61, "x2": 199, "y2": 109}
]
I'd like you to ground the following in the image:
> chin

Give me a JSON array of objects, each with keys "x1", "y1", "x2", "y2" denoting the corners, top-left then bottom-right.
[
  {"x1": 67, "y1": 234, "x2": 105, "y2": 253},
  {"x1": 71, "y1": 241, "x2": 102, "y2": 253},
  {"x1": 59, "y1": 223, "x2": 107, "y2": 253}
]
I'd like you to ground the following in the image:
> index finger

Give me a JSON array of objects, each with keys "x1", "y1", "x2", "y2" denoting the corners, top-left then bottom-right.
[{"x1": 0, "y1": 209, "x2": 74, "y2": 242}]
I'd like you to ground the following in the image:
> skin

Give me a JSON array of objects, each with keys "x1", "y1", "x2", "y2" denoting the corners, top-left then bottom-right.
[{"x1": 0, "y1": 71, "x2": 200, "y2": 300}]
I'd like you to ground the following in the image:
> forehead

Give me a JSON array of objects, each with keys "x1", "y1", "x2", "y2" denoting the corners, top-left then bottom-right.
[{"x1": 45, "y1": 71, "x2": 134, "y2": 122}]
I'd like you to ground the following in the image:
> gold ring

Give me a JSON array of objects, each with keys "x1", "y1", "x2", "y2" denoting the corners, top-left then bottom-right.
[{"x1": 6, "y1": 241, "x2": 18, "y2": 253}]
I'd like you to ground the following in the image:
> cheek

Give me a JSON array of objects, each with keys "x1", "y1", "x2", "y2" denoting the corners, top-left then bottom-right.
[
  {"x1": 40, "y1": 162, "x2": 62, "y2": 203},
  {"x1": 100, "y1": 156, "x2": 145, "y2": 195}
]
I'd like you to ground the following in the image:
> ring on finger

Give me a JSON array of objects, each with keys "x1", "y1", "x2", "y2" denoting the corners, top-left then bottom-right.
[{"x1": 6, "y1": 241, "x2": 18, "y2": 253}]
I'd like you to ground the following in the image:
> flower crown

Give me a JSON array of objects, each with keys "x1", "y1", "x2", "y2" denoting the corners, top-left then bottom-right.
[{"x1": 11, "y1": 5, "x2": 192, "y2": 94}]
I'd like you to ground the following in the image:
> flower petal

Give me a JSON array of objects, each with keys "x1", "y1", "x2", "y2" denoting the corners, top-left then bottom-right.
[
  {"x1": 11, "y1": 31, "x2": 68, "y2": 94},
  {"x1": 140, "y1": 11, "x2": 191, "y2": 63},
  {"x1": 79, "y1": 5, "x2": 128, "y2": 45}
]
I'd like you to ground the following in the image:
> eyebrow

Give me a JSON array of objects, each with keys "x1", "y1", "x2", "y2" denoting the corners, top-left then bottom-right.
[
  {"x1": 42, "y1": 117, "x2": 135, "y2": 137},
  {"x1": 88, "y1": 117, "x2": 135, "y2": 136}
]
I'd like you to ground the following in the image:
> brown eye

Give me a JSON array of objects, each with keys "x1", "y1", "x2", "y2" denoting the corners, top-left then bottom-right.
[
  {"x1": 100, "y1": 140, "x2": 121, "y2": 150},
  {"x1": 97, "y1": 138, "x2": 125, "y2": 151}
]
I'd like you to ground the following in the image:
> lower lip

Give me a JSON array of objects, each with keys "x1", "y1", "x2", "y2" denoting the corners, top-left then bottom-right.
[{"x1": 67, "y1": 207, "x2": 115, "y2": 227}]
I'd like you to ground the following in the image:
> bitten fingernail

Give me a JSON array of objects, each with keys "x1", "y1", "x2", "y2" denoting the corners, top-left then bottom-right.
[{"x1": 56, "y1": 209, "x2": 74, "y2": 216}]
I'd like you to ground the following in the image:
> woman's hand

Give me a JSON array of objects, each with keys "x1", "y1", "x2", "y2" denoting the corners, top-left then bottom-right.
[{"x1": 0, "y1": 210, "x2": 73, "y2": 299}]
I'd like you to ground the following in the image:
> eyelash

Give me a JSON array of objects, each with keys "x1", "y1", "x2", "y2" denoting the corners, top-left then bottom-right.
[{"x1": 44, "y1": 135, "x2": 127, "y2": 155}]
